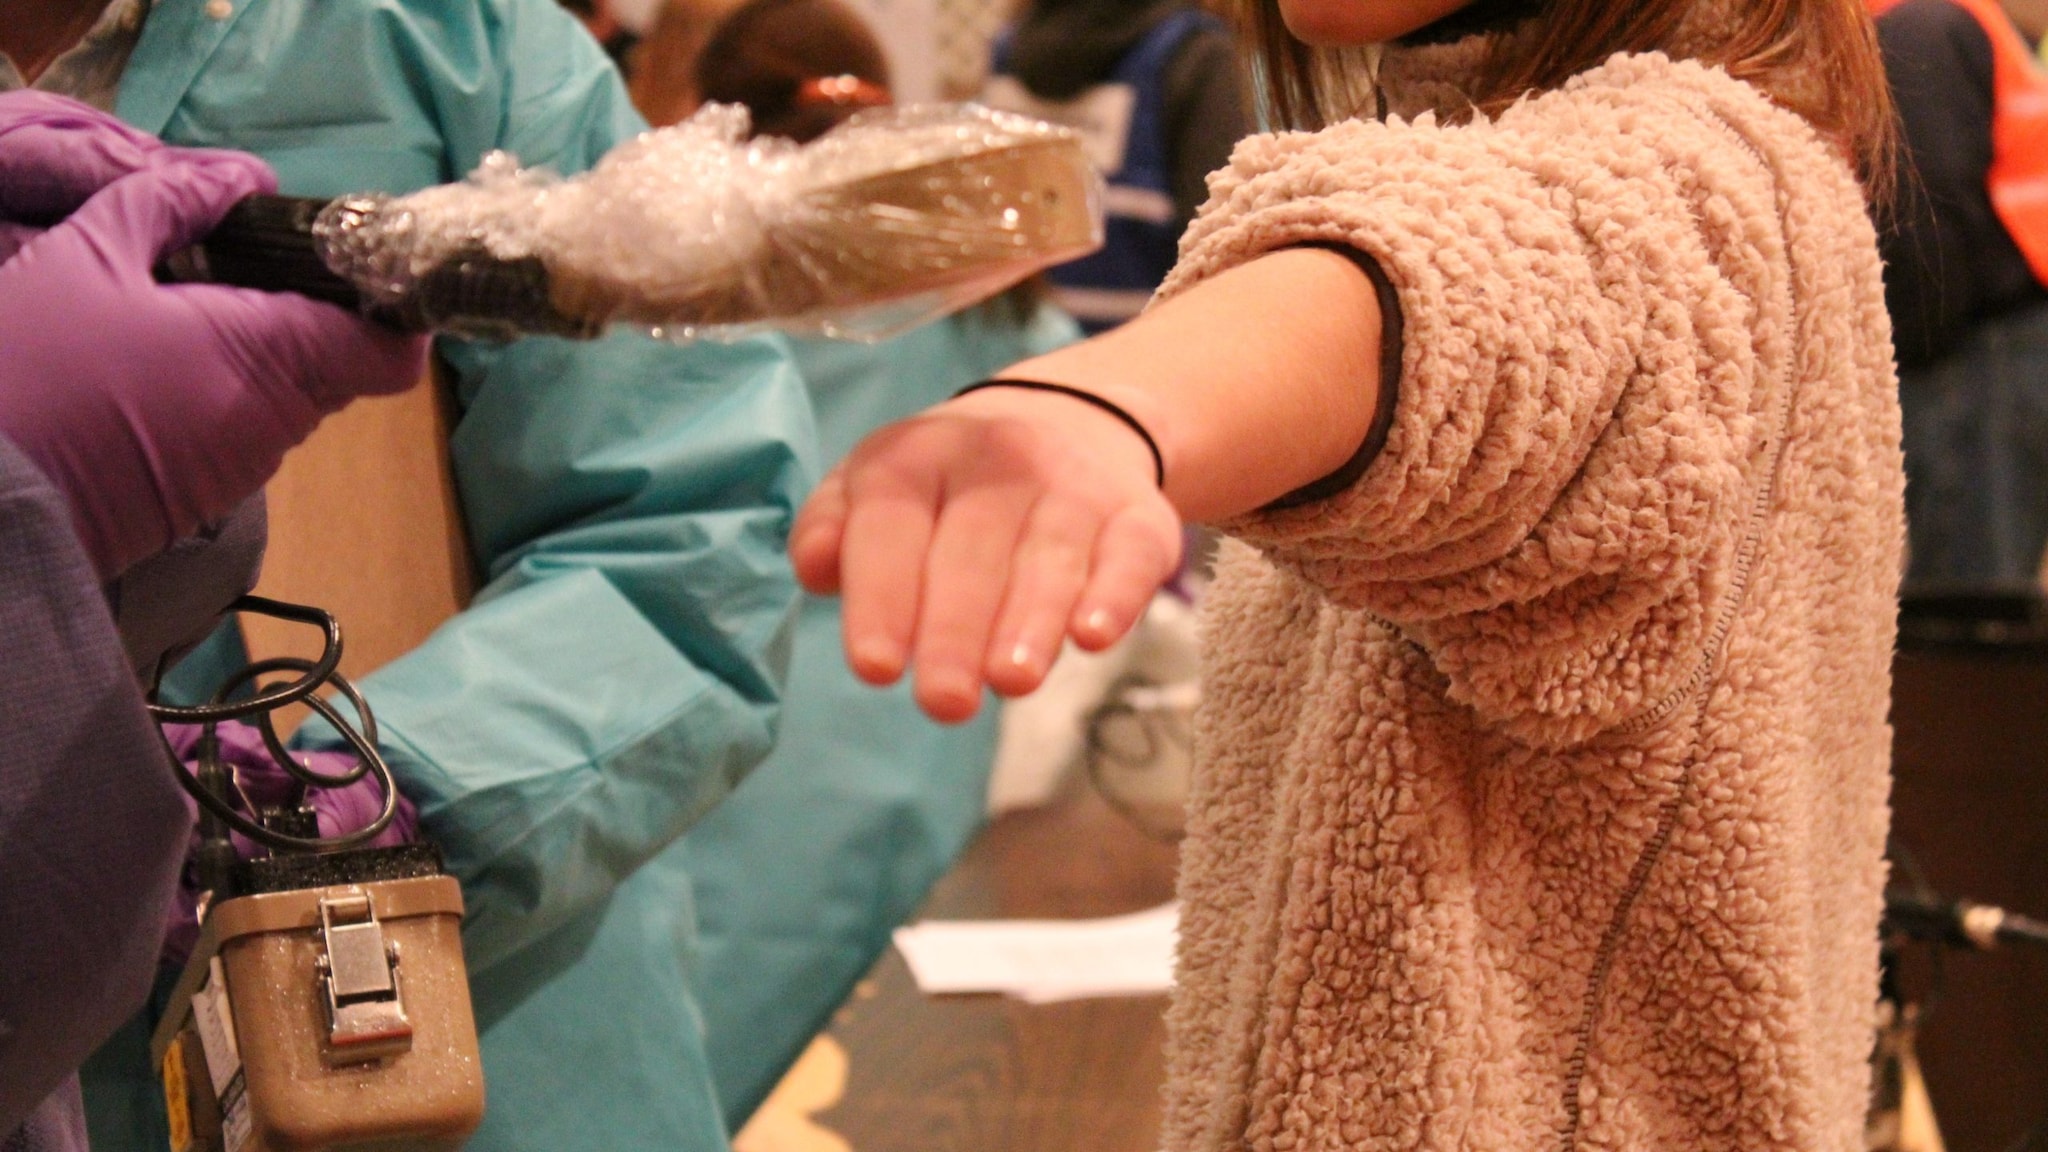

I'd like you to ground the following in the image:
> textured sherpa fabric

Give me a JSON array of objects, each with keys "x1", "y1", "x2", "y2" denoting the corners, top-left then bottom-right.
[{"x1": 1154, "y1": 40, "x2": 1904, "y2": 1152}]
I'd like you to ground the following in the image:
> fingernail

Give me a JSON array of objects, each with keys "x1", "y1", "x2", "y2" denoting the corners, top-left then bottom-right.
[
  {"x1": 922, "y1": 671, "x2": 982, "y2": 721},
  {"x1": 1083, "y1": 608, "x2": 1114, "y2": 636},
  {"x1": 1008, "y1": 641, "x2": 1035, "y2": 669},
  {"x1": 851, "y1": 640, "x2": 902, "y2": 681}
]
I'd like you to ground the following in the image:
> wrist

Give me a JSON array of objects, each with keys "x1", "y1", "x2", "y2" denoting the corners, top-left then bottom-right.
[{"x1": 952, "y1": 378, "x2": 1167, "y2": 489}]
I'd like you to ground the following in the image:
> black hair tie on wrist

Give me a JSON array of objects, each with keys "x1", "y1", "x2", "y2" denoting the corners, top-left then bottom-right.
[{"x1": 953, "y1": 378, "x2": 1166, "y2": 489}]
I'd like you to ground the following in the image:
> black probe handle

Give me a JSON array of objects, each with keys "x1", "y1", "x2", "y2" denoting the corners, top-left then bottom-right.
[
  {"x1": 156, "y1": 193, "x2": 588, "y2": 339},
  {"x1": 156, "y1": 194, "x2": 376, "y2": 314}
]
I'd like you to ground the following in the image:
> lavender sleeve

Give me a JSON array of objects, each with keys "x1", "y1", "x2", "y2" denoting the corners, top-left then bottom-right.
[{"x1": 0, "y1": 433, "x2": 191, "y2": 1143}]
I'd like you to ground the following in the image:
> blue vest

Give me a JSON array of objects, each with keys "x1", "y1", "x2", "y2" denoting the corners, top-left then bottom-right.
[{"x1": 987, "y1": 9, "x2": 1223, "y2": 332}]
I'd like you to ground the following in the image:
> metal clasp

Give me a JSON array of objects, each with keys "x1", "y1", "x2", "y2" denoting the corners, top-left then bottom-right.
[{"x1": 314, "y1": 891, "x2": 412, "y2": 1063}]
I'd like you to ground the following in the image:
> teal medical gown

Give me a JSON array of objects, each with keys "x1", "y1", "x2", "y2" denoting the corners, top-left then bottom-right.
[
  {"x1": 81, "y1": 1, "x2": 815, "y2": 1149},
  {"x1": 683, "y1": 299, "x2": 1079, "y2": 1123}
]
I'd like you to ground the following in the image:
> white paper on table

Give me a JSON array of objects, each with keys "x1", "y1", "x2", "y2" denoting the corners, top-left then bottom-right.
[{"x1": 891, "y1": 903, "x2": 1179, "y2": 1004}]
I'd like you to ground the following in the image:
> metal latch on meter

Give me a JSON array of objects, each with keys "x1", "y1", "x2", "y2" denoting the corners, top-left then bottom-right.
[{"x1": 314, "y1": 892, "x2": 413, "y2": 1062}]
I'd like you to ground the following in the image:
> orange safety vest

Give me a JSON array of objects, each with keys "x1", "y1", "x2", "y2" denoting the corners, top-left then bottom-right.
[{"x1": 1872, "y1": 0, "x2": 2048, "y2": 286}]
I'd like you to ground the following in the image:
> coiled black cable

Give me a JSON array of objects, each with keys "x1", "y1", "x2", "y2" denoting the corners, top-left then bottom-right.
[{"x1": 145, "y1": 595, "x2": 399, "y2": 853}]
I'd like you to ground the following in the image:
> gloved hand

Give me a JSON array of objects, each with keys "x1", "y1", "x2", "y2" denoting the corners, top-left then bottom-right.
[
  {"x1": 0, "y1": 91, "x2": 163, "y2": 221},
  {"x1": 0, "y1": 92, "x2": 428, "y2": 579}
]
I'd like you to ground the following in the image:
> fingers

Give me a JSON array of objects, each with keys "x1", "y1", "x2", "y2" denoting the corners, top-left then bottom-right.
[
  {"x1": 1072, "y1": 501, "x2": 1182, "y2": 650},
  {"x1": 911, "y1": 493, "x2": 1174, "y2": 714},
  {"x1": 909, "y1": 480, "x2": 1034, "y2": 722},
  {"x1": 834, "y1": 447, "x2": 940, "y2": 687},
  {"x1": 150, "y1": 284, "x2": 424, "y2": 460},
  {"x1": 58, "y1": 147, "x2": 276, "y2": 273},
  {"x1": 339, "y1": 320, "x2": 431, "y2": 400},
  {"x1": 0, "y1": 91, "x2": 160, "y2": 224},
  {"x1": 224, "y1": 290, "x2": 429, "y2": 413},
  {"x1": 810, "y1": 400, "x2": 1182, "y2": 724},
  {"x1": 841, "y1": 481, "x2": 1178, "y2": 717},
  {"x1": 982, "y1": 494, "x2": 1099, "y2": 695},
  {"x1": 792, "y1": 470, "x2": 850, "y2": 595},
  {"x1": 53, "y1": 136, "x2": 417, "y2": 434}
]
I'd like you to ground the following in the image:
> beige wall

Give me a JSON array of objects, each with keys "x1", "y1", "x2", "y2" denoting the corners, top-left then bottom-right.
[{"x1": 241, "y1": 366, "x2": 474, "y2": 687}]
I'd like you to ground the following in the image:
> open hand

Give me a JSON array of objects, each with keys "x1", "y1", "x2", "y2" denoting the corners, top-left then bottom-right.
[{"x1": 792, "y1": 386, "x2": 1183, "y2": 723}]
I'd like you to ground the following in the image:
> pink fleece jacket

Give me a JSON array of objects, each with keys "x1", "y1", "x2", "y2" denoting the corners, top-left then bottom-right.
[{"x1": 1154, "y1": 33, "x2": 1904, "y2": 1152}]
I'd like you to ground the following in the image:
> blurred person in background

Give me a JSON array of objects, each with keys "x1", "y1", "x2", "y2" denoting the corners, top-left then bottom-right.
[
  {"x1": 1876, "y1": 0, "x2": 2048, "y2": 593},
  {"x1": 626, "y1": 0, "x2": 1083, "y2": 1123},
  {"x1": 980, "y1": 0, "x2": 1252, "y2": 333},
  {"x1": 0, "y1": 3, "x2": 819, "y2": 1151}
]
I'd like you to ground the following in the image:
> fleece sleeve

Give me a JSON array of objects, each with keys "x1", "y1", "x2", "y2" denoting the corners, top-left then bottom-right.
[{"x1": 1160, "y1": 59, "x2": 1825, "y2": 743}]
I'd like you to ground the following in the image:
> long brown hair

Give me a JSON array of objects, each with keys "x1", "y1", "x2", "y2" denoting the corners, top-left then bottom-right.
[{"x1": 1238, "y1": 0, "x2": 1894, "y2": 192}]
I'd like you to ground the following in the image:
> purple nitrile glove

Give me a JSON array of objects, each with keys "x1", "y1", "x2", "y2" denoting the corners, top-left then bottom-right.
[
  {"x1": 0, "y1": 91, "x2": 165, "y2": 264},
  {"x1": 0, "y1": 92, "x2": 428, "y2": 580},
  {"x1": 0, "y1": 91, "x2": 165, "y2": 225},
  {"x1": 157, "y1": 721, "x2": 422, "y2": 968}
]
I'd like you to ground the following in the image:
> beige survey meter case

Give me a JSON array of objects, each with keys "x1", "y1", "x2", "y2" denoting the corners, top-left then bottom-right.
[{"x1": 152, "y1": 867, "x2": 484, "y2": 1152}]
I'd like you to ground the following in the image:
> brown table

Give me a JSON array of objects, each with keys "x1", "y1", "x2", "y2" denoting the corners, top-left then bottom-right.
[{"x1": 813, "y1": 786, "x2": 1180, "y2": 1152}]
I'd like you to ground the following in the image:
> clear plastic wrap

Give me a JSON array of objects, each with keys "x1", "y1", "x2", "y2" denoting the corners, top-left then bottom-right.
[{"x1": 312, "y1": 103, "x2": 1104, "y2": 341}]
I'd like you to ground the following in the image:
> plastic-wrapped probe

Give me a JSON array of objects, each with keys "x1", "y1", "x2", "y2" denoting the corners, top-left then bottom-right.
[
  {"x1": 159, "y1": 103, "x2": 1104, "y2": 342},
  {"x1": 158, "y1": 194, "x2": 586, "y2": 339}
]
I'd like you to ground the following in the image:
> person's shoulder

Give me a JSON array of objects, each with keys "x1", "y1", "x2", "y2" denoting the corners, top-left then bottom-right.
[
  {"x1": 1205, "y1": 54, "x2": 1809, "y2": 181},
  {"x1": 1494, "y1": 52, "x2": 1864, "y2": 200},
  {"x1": 247, "y1": 0, "x2": 491, "y2": 23},
  {"x1": 341, "y1": 0, "x2": 566, "y2": 19},
  {"x1": 286, "y1": 0, "x2": 584, "y2": 41},
  {"x1": 241, "y1": 0, "x2": 507, "y2": 52},
  {"x1": 1534, "y1": 51, "x2": 1813, "y2": 143},
  {"x1": 1556, "y1": 51, "x2": 1764, "y2": 104}
]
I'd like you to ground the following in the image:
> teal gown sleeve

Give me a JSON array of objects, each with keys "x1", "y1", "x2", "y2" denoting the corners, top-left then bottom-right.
[
  {"x1": 290, "y1": 11, "x2": 817, "y2": 1147},
  {"x1": 276, "y1": 4, "x2": 819, "y2": 977},
  {"x1": 348, "y1": 330, "x2": 812, "y2": 972}
]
